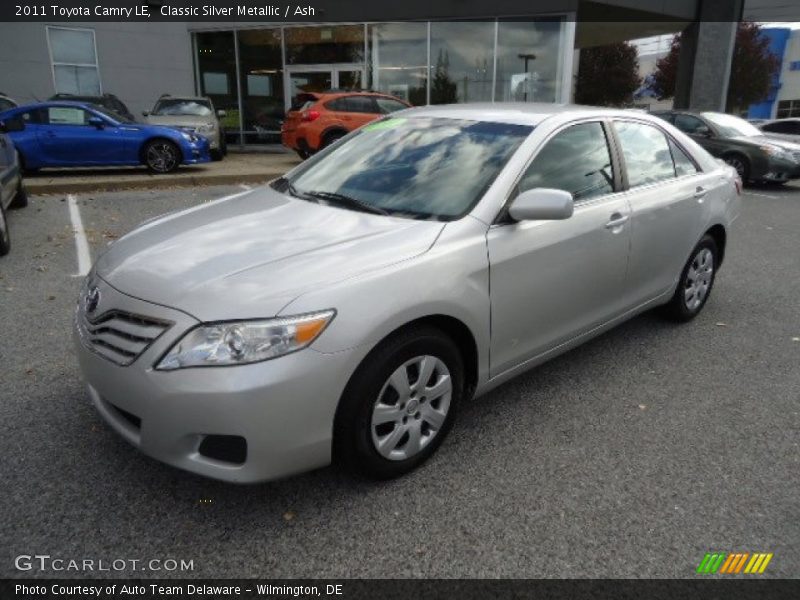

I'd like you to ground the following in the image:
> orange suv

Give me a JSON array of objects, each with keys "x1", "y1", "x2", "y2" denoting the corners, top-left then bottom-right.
[{"x1": 282, "y1": 91, "x2": 411, "y2": 158}]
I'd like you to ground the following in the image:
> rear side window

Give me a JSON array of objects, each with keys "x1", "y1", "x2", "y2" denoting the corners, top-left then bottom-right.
[
  {"x1": 615, "y1": 121, "x2": 676, "y2": 187},
  {"x1": 519, "y1": 122, "x2": 614, "y2": 202},
  {"x1": 344, "y1": 96, "x2": 378, "y2": 114},
  {"x1": 762, "y1": 120, "x2": 800, "y2": 134},
  {"x1": 668, "y1": 138, "x2": 699, "y2": 177}
]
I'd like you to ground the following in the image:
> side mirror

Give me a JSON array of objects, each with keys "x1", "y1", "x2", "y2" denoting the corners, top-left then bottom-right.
[
  {"x1": 88, "y1": 116, "x2": 106, "y2": 129},
  {"x1": 141, "y1": 110, "x2": 149, "y2": 117},
  {"x1": 508, "y1": 188, "x2": 574, "y2": 222},
  {"x1": 695, "y1": 126, "x2": 712, "y2": 138},
  {"x1": 216, "y1": 109, "x2": 227, "y2": 118}
]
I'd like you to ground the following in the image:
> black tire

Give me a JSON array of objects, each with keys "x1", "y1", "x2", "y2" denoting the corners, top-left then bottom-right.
[
  {"x1": 142, "y1": 139, "x2": 181, "y2": 173},
  {"x1": 321, "y1": 130, "x2": 346, "y2": 150},
  {"x1": 723, "y1": 153, "x2": 750, "y2": 182},
  {"x1": 662, "y1": 234, "x2": 719, "y2": 322},
  {"x1": 295, "y1": 149, "x2": 310, "y2": 160},
  {"x1": 0, "y1": 202, "x2": 10, "y2": 256},
  {"x1": 334, "y1": 326, "x2": 464, "y2": 480},
  {"x1": 10, "y1": 179, "x2": 28, "y2": 209},
  {"x1": 210, "y1": 149, "x2": 224, "y2": 161}
]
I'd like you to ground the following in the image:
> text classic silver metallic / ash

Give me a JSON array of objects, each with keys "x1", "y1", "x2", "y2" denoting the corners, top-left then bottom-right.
[{"x1": 74, "y1": 104, "x2": 742, "y2": 482}]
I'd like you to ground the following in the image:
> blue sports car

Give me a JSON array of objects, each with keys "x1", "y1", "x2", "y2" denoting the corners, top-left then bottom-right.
[{"x1": 0, "y1": 101, "x2": 211, "y2": 173}]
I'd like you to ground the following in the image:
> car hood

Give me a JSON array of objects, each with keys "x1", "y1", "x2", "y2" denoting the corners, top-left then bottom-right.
[
  {"x1": 95, "y1": 187, "x2": 445, "y2": 321},
  {"x1": 144, "y1": 115, "x2": 213, "y2": 128},
  {"x1": 732, "y1": 135, "x2": 800, "y2": 152}
]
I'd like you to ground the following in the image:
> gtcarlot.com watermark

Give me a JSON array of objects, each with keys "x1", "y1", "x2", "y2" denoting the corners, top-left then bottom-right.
[{"x1": 15, "y1": 554, "x2": 194, "y2": 572}]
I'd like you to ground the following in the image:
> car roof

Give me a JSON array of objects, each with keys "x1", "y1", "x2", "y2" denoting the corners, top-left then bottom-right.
[
  {"x1": 12, "y1": 101, "x2": 96, "y2": 110},
  {"x1": 401, "y1": 103, "x2": 670, "y2": 126}
]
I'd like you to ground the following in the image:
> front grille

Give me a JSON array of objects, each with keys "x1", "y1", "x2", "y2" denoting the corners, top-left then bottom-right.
[{"x1": 78, "y1": 309, "x2": 171, "y2": 366}]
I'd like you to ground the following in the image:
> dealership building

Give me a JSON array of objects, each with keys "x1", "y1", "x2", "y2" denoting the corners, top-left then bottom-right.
[{"x1": 0, "y1": 0, "x2": 793, "y2": 146}]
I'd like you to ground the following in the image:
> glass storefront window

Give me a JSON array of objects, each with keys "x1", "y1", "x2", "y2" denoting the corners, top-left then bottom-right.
[
  {"x1": 194, "y1": 31, "x2": 239, "y2": 143},
  {"x1": 238, "y1": 28, "x2": 284, "y2": 144},
  {"x1": 368, "y1": 23, "x2": 428, "y2": 105},
  {"x1": 285, "y1": 25, "x2": 364, "y2": 65},
  {"x1": 495, "y1": 19, "x2": 566, "y2": 103},
  {"x1": 430, "y1": 22, "x2": 495, "y2": 104}
]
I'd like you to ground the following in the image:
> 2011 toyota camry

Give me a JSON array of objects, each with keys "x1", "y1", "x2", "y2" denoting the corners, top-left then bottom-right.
[{"x1": 74, "y1": 104, "x2": 741, "y2": 483}]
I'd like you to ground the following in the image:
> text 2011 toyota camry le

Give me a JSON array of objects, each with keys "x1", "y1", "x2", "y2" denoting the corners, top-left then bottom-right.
[{"x1": 74, "y1": 104, "x2": 741, "y2": 483}]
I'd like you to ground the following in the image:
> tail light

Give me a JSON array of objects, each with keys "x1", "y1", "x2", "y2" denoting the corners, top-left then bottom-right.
[{"x1": 302, "y1": 110, "x2": 320, "y2": 122}]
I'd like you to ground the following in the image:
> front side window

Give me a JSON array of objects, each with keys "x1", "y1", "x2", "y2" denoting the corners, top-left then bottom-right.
[
  {"x1": 47, "y1": 27, "x2": 101, "y2": 95},
  {"x1": 673, "y1": 114, "x2": 707, "y2": 135},
  {"x1": 46, "y1": 106, "x2": 90, "y2": 126},
  {"x1": 615, "y1": 121, "x2": 676, "y2": 188},
  {"x1": 276, "y1": 117, "x2": 532, "y2": 220},
  {"x1": 518, "y1": 122, "x2": 614, "y2": 201}
]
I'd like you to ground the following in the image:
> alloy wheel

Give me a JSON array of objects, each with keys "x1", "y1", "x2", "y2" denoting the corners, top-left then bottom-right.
[
  {"x1": 146, "y1": 142, "x2": 178, "y2": 173},
  {"x1": 725, "y1": 157, "x2": 746, "y2": 178},
  {"x1": 684, "y1": 247, "x2": 714, "y2": 311},
  {"x1": 370, "y1": 355, "x2": 452, "y2": 461}
]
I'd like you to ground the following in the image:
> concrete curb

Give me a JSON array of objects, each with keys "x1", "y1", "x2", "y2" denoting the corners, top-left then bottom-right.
[{"x1": 26, "y1": 171, "x2": 286, "y2": 195}]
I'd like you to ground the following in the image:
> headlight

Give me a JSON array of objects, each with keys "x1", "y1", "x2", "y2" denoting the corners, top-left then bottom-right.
[
  {"x1": 196, "y1": 124, "x2": 214, "y2": 133},
  {"x1": 760, "y1": 145, "x2": 794, "y2": 160},
  {"x1": 155, "y1": 310, "x2": 335, "y2": 370},
  {"x1": 180, "y1": 131, "x2": 200, "y2": 143}
]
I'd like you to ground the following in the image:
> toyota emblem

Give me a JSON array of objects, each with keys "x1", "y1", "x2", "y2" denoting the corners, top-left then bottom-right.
[{"x1": 85, "y1": 286, "x2": 101, "y2": 314}]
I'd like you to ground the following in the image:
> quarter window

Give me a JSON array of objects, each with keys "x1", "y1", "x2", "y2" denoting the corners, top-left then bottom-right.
[
  {"x1": 47, "y1": 27, "x2": 101, "y2": 95},
  {"x1": 375, "y1": 97, "x2": 408, "y2": 114},
  {"x1": 614, "y1": 121, "x2": 676, "y2": 187},
  {"x1": 668, "y1": 138, "x2": 699, "y2": 177},
  {"x1": 518, "y1": 122, "x2": 614, "y2": 201}
]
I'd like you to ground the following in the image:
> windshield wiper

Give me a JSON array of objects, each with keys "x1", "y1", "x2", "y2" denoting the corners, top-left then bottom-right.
[{"x1": 302, "y1": 190, "x2": 390, "y2": 216}]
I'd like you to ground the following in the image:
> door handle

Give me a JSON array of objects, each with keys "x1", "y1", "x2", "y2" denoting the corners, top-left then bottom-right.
[
  {"x1": 605, "y1": 213, "x2": 629, "y2": 229},
  {"x1": 694, "y1": 186, "x2": 707, "y2": 201}
]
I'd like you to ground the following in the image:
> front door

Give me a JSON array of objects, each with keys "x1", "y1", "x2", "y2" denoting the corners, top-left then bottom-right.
[
  {"x1": 487, "y1": 121, "x2": 632, "y2": 376},
  {"x1": 285, "y1": 64, "x2": 365, "y2": 111},
  {"x1": 36, "y1": 106, "x2": 124, "y2": 164}
]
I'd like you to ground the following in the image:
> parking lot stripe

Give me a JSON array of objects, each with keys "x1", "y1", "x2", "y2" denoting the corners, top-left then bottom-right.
[{"x1": 67, "y1": 194, "x2": 91, "y2": 277}]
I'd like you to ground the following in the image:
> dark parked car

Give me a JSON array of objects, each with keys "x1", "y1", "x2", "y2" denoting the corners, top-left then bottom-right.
[
  {"x1": 0, "y1": 102, "x2": 210, "y2": 173},
  {"x1": 0, "y1": 93, "x2": 17, "y2": 113},
  {"x1": 653, "y1": 110, "x2": 800, "y2": 184},
  {"x1": 759, "y1": 118, "x2": 800, "y2": 145},
  {"x1": 48, "y1": 93, "x2": 135, "y2": 122},
  {"x1": 0, "y1": 121, "x2": 28, "y2": 255}
]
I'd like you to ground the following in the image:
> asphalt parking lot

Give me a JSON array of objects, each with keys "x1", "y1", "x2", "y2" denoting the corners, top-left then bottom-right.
[{"x1": 1, "y1": 183, "x2": 798, "y2": 579}]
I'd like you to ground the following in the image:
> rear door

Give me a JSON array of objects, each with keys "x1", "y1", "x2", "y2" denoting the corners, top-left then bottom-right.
[{"x1": 611, "y1": 119, "x2": 710, "y2": 303}]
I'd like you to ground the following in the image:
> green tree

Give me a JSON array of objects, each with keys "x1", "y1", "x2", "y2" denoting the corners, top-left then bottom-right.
[
  {"x1": 575, "y1": 42, "x2": 642, "y2": 106},
  {"x1": 431, "y1": 49, "x2": 457, "y2": 104},
  {"x1": 652, "y1": 23, "x2": 780, "y2": 111}
]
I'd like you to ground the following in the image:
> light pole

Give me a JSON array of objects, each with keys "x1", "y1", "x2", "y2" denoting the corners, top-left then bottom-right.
[{"x1": 518, "y1": 53, "x2": 536, "y2": 101}]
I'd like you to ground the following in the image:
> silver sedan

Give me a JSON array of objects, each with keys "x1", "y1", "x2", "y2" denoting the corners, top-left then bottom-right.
[{"x1": 74, "y1": 104, "x2": 741, "y2": 483}]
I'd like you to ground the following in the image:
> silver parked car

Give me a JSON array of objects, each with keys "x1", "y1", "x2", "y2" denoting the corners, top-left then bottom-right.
[
  {"x1": 144, "y1": 95, "x2": 226, "y2": 160},
  {"x1": 74, "y1": 105, "x2": 741, "y2": 483},
  {"x1": 759, "y1": 117, "x2": 800, "y2": 145}
]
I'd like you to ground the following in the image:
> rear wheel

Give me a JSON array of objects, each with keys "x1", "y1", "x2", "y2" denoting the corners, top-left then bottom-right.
[
  {"x1": 662, "y1": 235, "x2": 718, "y2": 322},
  {"x1": 320, "y1": 130, "x2": 346, "y2": 150},
  {"x1": 0, "y1": 203, "x2": 10, "y2": 256},
  {"x1": 143, "y1": 139, "x2": 181, "y2": 173},
  {"x1": 334, "y1": 326, "x2": 464, "y2": 479},
  {"x1": 295, "y1": 149, "x2": 310, "y2": 160}
]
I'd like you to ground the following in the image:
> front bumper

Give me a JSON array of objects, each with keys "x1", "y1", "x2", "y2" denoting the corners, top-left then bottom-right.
[
  {"x1": 181, "y1": 138, "x2": 211, "y2": 165},
  {"x1": 73, "y1": 277, "x2": 354, "y2": 483},
  {"x1": 762, "y1": 156, "x2": 800, "y2": 182}
]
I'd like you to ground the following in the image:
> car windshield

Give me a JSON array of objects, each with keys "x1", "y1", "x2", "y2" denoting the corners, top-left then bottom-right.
[
  {"x1": 152, "y1": 99, "x2": 213, "y2": 116},
  {"x1": 274, "y1": 117, "x2": 532, "y2": 221},
  {"x1": 702, "y1": 112, "x2": 762, "y2": 137},
  {"x1": 91, "y1": 105, "x2": 134, "y2": 124}
]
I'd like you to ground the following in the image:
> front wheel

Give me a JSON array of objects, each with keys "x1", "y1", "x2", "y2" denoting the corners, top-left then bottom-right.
[
  {"x1": 334, "y1": 326, "x2": 464, "y2": 479},
  {"x1": 143, "y1": 139, "x2": 181, "y2": 173},
  {"x1": 10, "y1": 180, "x2": 28, "y2": 209},
  {"x1": 662, "y1": 235, "x2": 718, "y2": 322},
  {"x1": 723, "y1": 154, "x2": 750, "y2": 182}
]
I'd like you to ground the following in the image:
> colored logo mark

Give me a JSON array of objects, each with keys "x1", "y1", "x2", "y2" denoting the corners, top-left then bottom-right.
[{"x1": 696, "y1": 552, "x2": 773, "y2": 574}]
